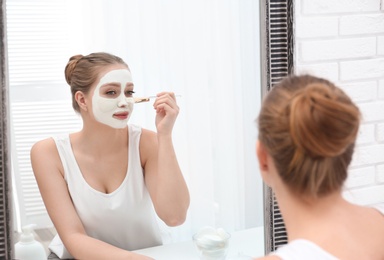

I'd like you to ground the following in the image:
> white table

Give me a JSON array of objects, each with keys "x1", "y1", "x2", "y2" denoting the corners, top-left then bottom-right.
[{"x1": 134, "y1": 226, "x2": 265, "y2": 260}]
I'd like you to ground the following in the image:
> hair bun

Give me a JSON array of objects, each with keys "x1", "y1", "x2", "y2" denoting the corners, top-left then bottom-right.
[
  {"x1": 289, "y1": 83, "x2": 360, "y2": 158},
  {"x1": 64, "y1": 54, "x2": 83, "y2": 85}
]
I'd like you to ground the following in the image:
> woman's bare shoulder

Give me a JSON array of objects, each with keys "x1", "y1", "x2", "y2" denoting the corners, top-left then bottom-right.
[
  {"x1": 30, "y1": 137, "x2": 57, "y2": 156},
  {"x1": 30, "y1": 137, "x2": 67, "y2": 182},
  {"x1": 138, "y1": 128, "x2": 158, "y2": 163},
  {"x1": 140, "y1": 128, "x2": 156, "y2": 139},
  {"x1": 139, "y1": 128, "x2": 158, "y2": 148},
  {"x1": 30, "y1": 137, "x2": 62, "y2": 169}
]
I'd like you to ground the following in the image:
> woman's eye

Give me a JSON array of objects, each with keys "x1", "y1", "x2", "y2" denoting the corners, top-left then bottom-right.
[
  {"x1": 125, "y1": 90, "x2": 135, "y2": 97},
  {"x1": 106, "y1": 90, "x2": 117, "y2": 95}
]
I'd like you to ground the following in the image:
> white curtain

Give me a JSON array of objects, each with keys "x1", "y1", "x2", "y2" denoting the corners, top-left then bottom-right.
[{"x1": 8, "y1": 0, "x2": 262, "y2": 243}]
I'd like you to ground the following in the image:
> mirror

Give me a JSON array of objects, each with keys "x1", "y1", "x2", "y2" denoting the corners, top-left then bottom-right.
[
  {"x1": 0, "y1": 1, "x2": 13, "y2": 258},
  {"x1": 0, "y1": 0, "x2": 293, "y2": 258}
]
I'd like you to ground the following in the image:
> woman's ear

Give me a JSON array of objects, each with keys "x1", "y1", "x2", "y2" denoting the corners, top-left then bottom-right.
[
  {"x1": 256, "y1": 140, "x2": 268, "y2": 172},
  {"x1": 256, "y1": 140, "x2": 272, "y2": 186},
  {"x1": 75, "y1": 91, "x2": 88, "y2": 112}
]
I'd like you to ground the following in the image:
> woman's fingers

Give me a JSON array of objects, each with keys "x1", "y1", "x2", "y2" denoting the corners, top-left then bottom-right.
[
  {"x1": 153, "y1": 92, "x2": 179, "y2": 134},
  {"x1": 153, "y1": 92, "x2": 179, "y2": 112}
]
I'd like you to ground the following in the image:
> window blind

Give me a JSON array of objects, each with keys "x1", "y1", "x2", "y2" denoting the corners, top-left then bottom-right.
[
  {"x1": 6, "y1": 0, "x2": 82, "y2": 231},
  {"x1": 11, "y1": 101, "x2": 82, "y2": 230},
  {"x1": 6, "y1": 0, "x2": 69, "y2": 86}
]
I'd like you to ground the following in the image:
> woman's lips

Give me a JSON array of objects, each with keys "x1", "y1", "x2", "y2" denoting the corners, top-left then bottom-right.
[{"x1": 113, "y1": 111, "x2": 129, "y2": 120}]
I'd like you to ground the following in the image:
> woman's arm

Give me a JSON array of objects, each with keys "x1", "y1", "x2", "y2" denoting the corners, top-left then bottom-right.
[
  {"x1": 141, "y1": 92, "x2": 190, "y2": 226},
  {"x1": 31, "y1": 138, "x2": 153, "y2": 260}
]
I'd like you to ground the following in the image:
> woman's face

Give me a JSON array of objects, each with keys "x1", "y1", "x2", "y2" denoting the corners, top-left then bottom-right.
[{"x1": 91, "y1": 66, "x2": 135, "y2": 129}]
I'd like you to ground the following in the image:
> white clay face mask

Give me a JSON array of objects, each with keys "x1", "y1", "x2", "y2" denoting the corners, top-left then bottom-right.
[{"x1": 92, "y1": 69, "x2": 135, "y2": 129}]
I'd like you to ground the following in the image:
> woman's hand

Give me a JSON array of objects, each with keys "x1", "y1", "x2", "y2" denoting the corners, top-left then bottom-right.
[
  {"x1": 153, "y1": 92, "x2": 179, "y2": 136},
  {"x1": 143, "y1": 92, "x2": 189, "y2": 226}
]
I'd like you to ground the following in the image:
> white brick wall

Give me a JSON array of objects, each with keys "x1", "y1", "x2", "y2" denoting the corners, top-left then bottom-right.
[
  {"x1": 299, "y1": 38, "x2": 376, "y2": 62},
  {"x1": 340, "y1": 81, "x2": 377, "y2": 103},
  {"x1": 295, "y1": 0, "x2": 384, "y2": 206},
  {"x1": 379, "y1": 80, "x2": 384, "y2": 98},
  {"x1": 378, "y1": 164, "x2": 384, "y2": 182},
  {"x1": 340, "y1": 14, "x2": 384, "y2": 35},
  {"x1": 340, "y1": 58, "x2": 384, "y2": 80},
  {"x1": 377, "y1": 123, "x2": 384, "y2": 142},
  {"x1": 379, "y1": 36, "x2": 384, "y2": 54},
  {"x1": 301, "y1": 0, "x2": 379, "y2": 14}
]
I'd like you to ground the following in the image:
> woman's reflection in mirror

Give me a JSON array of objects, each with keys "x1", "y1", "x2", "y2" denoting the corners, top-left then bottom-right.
[
  {"x1": 255, "y1": 74, "x2": 384, "y2": 259},
  {"x1": 30, "y1": 52, "x2": 190, "y2": 260}
]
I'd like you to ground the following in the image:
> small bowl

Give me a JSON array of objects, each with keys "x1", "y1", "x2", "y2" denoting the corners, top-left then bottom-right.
[{"x1": 193, "y1": 227, "x2": 231, "y2": 260}]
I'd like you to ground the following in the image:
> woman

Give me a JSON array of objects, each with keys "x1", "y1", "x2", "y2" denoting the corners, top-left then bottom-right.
[
  {"x1": 255, "y1": 74, "x2": 384, "y2": 259},
  {"x1": 31, "y1": 52, "x2": 190, "y2": 260}
]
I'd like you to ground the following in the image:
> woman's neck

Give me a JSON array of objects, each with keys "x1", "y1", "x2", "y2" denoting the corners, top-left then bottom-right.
[
  {"x1": 273, "y1": 182, "x2": 350, "y2": 242},
  {"x1": 73, "y1": 124, "x2": 129, "y2": 156}
]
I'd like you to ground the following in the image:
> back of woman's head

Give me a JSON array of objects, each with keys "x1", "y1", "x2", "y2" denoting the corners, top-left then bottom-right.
[
  {"x1": 64, "y1": 52, "x2": 129, "y2": 112},
  {"x1": 257, "y1": 74, "x2": 361, "y2": 198}
]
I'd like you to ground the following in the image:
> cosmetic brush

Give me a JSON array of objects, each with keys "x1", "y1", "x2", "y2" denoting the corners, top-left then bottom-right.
[{"x1": 134, "y1": 95, "x2": 181, "y2": 103}]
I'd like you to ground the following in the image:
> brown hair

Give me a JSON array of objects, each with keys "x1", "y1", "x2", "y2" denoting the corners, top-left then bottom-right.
[
  {"x1": 64, "y1": 52, "x2": 129, "y2": 112},
  {"x1": 257, "y1": 74, "x2": 361, "y2": 198}
]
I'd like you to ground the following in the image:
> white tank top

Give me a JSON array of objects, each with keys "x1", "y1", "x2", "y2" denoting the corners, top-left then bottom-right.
[
  {"x1": 271, "y1": 205, "x2": 384, "y2": 260},
  {"x1": 271, "y1": 239, "x2": 339, "y2": 260},
  {"x1": 48, "y1": 124, "x2": 162, "y2": 259}
]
